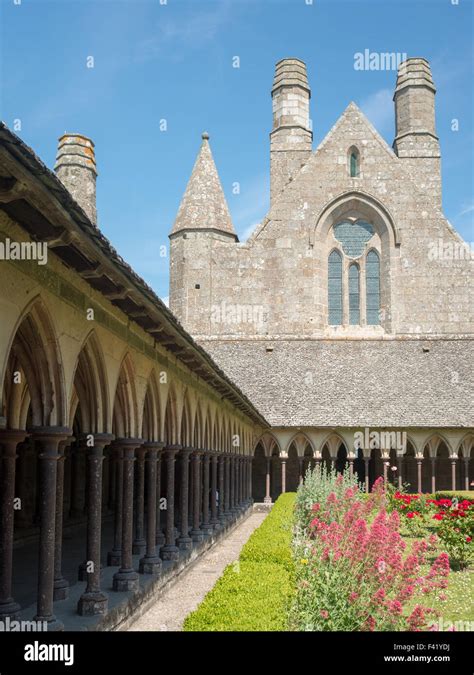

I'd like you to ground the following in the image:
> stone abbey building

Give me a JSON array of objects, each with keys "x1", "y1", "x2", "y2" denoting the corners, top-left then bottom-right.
[{"x1": 0, "y1": 57, "x2": 472, "y2": 630}]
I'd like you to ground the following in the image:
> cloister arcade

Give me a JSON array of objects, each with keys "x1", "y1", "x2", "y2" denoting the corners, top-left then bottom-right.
[
  {"x1": 0, "y1": 292, "x2": 259, "y2": 629},
  {"x1": 252, "y1": 431, "x2": 473, "y2": 502}
]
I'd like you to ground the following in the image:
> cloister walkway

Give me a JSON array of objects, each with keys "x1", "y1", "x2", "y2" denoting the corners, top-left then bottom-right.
[{"x1": 125, "y1": 511, "x2": 267, "y2": 632}]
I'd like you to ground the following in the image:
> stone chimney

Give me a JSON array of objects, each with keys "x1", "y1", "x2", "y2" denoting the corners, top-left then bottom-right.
[
  {"x1": 270, "y1": 58, "x2": 312, "y2": 204},
  {"x1": 55, "y1": 133, "x2": 98, "y2": 224}
]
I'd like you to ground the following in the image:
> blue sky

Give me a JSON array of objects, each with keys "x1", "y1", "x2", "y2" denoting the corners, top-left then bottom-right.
[{"x1": 1, "y1": 0, "x2": 472, "y2": 299}]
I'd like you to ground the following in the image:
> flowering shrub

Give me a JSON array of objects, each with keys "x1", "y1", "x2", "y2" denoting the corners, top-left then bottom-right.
[
  {"x1": 291, "y1": 480, "x2": 450, "y2": 631},
  {"x1": 433, "y1": 499, "x2": 474, "y2": 570},
  {"x1": 295, "y1": 463, "x2": 358, "y2": 531}
]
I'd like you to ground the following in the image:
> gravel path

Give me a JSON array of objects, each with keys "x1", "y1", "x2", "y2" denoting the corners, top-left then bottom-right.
[{"x1": 127, "y1": 512, "x2": 267, "y2": 632}]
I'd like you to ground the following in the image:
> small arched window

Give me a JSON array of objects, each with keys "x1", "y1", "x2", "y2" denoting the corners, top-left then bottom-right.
[
  {"x1": 349, "y1": 147, "x2": 360, "y2": 178},
  {"x1": 348, "y1": 264, "x2": 360, "y2": 325},
  {"x1": 366, "y1": 250, "x2": 380, "y2": 325},
  {"x1": 328, "y1": 250, "x2": 343, "y2": 325}
]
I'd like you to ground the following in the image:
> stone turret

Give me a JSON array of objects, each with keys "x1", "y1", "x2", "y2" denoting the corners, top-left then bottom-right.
[
  {"x1": 270, "y1": 58, "x2": 313, "y2": 204},
  {"x1": 169, "y1": 133, "x2": 236, "y2": 329},
  {"x1": 393, "y1": 58, "x2": 441, "y2": 204},
  {"x1": 55, "y1": 133, "x2": 98, "y2": 224}
]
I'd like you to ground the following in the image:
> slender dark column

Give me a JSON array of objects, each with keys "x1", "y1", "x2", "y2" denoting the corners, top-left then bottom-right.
[
  {"x1": 210, "y1": 452, "x2": 219, "y2": 528},
  {"x1": 230, "y1": 455, "x2": 237, "y2": 514},
  {"x1": 32, "y1": 427, "x2": 70, "y2": 631},
  {"x1": 107, "y1": 444, "x2": 124, "y2": 566},
  {"x1": 113, "y1": 439, "x2": 141, "y2": 591},
  {"x1": 431, "y1": 457, "x2": 437, "y2": 494},
  {"x1": 397, "y1": 454, "x2": 403, "y2": 489},
  {"x1": 132, "y1": 446, "x2": 146, "y2": 555},
  {"x1": 218, "y1": 454, "x2": 226, "y2": 524},
  {"x1": 190, "y1": 451, "x2": 204, "y2": 541},
  {"x1": 201, "y1": 451, "x2": 213, "y2": 533},
  {"x1": 364, "y1": 457, "x2": 370, "y2": 492},
  {"x1": 155, "y1": 448, "x2": 165, "y2": 545},
  {"x1": 464, "y1": 457, "x2": 470, "y2": 491},
  {"x1": 107, "y1": 446, "x2": 115, "y2": 512},
  {"x1": 264, "y1": 456, "x2": 272, "y2": 504},
  {"x1": 139, "y1": 443, "x2": 163, "y2": 574},
  {"x1": 177, "y1": 447, "x2": 192, "y2": 551},
  {"x1": 224, "y1": 455, "x2": 231, "y2": 516},
  {"x1": 160, "y1": 445, "x2": 180, "y2": 561},
  {"x1": 249, "y1": 456, "x2": 254, "y2": 503},
  {"x1": 78, "y1": 433, "x2": 114, "y2": 614},
  {"x1": 0, "y1": 429, "x2": 27, "y2": 619},
  {"x1": 53, "y1": 438, "x2": 71, "y2": 600}
]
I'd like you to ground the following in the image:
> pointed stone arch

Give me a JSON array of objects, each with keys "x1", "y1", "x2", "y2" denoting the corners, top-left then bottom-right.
[
  {"x1": 1, "y1": 296, "x2": 66, "y2": 429},
  {"x1": 112, "y1": 353, "x2": 138, "y2": 439},
  {"x1": 141, "y1": 369, "x2": 161, "y2": 442},
  {"x1": 70, "y1": 330, "x2": 109, "y2": 435}
]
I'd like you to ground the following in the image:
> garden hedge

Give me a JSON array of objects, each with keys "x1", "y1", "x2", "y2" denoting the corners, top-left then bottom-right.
[{"x1": 183, "y1": 492, "x2": 296, "y2": 632}]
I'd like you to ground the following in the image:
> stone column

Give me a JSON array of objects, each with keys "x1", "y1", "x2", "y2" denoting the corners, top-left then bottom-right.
[
  {"x1": 210, "y1": 452, "x2": 219, "y2": 528},
  {"x1": 239, "y1": 457, "x2": 244, "y2": 507},
  {"x1": 78, "y1": 433, "x2": 114, "y2": 615},
  {"x1": 160, "y1": 445, "x2": 180, "y2": 561},
  {"x1": 417, "y1": 459, "x2": 422, "y2": 494},
  {"x1": 364, "y1": 457, "x2": 370, "y2": 493},
  {"x1": 190, "y1": 451, "x2": 204, "y2": 541},
  {"x1": 298, "y1": 457, "x2": 304, "y2": 484},
  {"x1": 224, "y1": 455, "x2": 232, "y2": 517},
  {"x1": 107, "y1": 446, "x2": 115, "y2": 512},
  {"x1": 15, "y1": 439, "x2": 34, "y2": 528},
  {"x1": 264, "y1": 456, "x2": 272, "y2": 504},
  {"x1": 397, "y1": 454, "x2": 403, "y2": 489},
  {"x1": 431, "y1": 457, "x2": 436, "y2": 494},
  {"x1": 451, "y1": 458, "x2": 457, "y2": 492},
  {"x1": 53, "y1": 438, "x2": 71, "y2": 601},
  {"x1": 177, "y1": 447, "x2": 192, "y2": 551},
  {"x1": 464, "y1": 457, "x2": 470, "y2": 491},
  {"x1": 348, "y1": 458, "x2": 354, "y2": 478},
  {"x1": 139, "y1": 443, "x2": 163, "y2": 574},
  {"x1": 113, "y1": 439, "x2": 141, "y2": 591},
  {"x1": 218, "y1": 454, "x2": 226, "y2": 524},
  {"x1": 249, "y1": 456, "x2": 253, "y2": 503},
  {"x1": 32, "y1": 427, "x2": 70, "y2": 631},
  {"x1": 383, "y1": 460, "x2": 388, "y2": 484},
  {"x1": 281, "y1": 456, "x2": 287, "y2": 494},
  {"x1": 132, "y1": 446, "x2": 146, "y2": 555},
  {"x1": 155, "y1": 448, "x2": 165, "y2": 546},
  {"x1": 0, "y1": 429, "x2": 27, "y2": 619},
  {"x1": 69, "y1": 440, "x2": 86, "y2": 519},
  {"x1": 107, "y1": 444, "x2": 123, "y2": 566},
  {"x1": 202, "y1": 451, "x2": 213, "y2": 533}
]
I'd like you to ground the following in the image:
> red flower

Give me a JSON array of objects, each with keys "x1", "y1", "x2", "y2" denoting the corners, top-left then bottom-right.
[
  {"x1": 467, "y1": 537, "x2": 472, "y2": 543},
  {"x1": 433, "y1": 513, "x2": 444, "y2": 521},
  {"x1": 407, "y1": 512, "x2": 415, "y2": 519}
]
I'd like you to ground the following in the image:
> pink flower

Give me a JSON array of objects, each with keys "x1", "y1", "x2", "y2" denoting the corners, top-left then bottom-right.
[{"x1": 320, "y1": 610, "x2": 329, "y2": 619}]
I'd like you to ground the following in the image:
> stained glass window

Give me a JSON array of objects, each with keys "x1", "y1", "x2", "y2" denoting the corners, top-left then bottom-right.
[
  {"x1": 366, "y1": 250, "x2": 381, "y2": 325},
  {"x1": 328, "y1": 250, "x2": 343, "y2": 325},
  {"x1": 349, "y1": 264, "x2": 360, "y2": 325},
  {"x1": 333, "y1": 220, "x2": 374, "y2": 257}
]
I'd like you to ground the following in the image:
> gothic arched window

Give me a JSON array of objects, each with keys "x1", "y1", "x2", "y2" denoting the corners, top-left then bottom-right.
[
  {"x1": 348, "y1": 263, "x2": 360, "y2": 325},
  {"x1": 349, "y1": 147, "x2": 360, "y2": 178},
  {"x1": 366, "y1": 249, "x2": 381, "y2": 325},
  {"x1": 328, "y1": 250, "x2": 343, "y2": 325}
]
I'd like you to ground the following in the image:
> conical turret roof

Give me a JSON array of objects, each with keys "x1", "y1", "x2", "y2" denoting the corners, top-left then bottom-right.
[{"x1": 171, "y1": 133, "x2": 236, "y2": 237}]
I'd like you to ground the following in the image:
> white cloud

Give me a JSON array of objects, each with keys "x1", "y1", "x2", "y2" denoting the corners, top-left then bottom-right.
[
  {"x1": 360, "y1": 88, "x2": 394, "y2": 136},
  {"x1": 459, "y1": 201, "x2": 474, "y2": 217}
]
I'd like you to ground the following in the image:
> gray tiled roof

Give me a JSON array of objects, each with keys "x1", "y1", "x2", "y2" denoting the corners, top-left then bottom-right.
[{"x1": 199, "y1": 339, "x2": 474, "y2": 428}]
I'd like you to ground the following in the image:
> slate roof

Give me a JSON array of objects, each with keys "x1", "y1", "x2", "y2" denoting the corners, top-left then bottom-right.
[
  {"x1": 171, "y1": 133, "x2": 236, "y2": 237},
  {"x1": 198, "y1": 339, "x2": 474, "y2": 428}
]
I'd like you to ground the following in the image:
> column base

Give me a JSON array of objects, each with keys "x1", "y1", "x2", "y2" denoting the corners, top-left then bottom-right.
[
  {"x1": 263, "y1": 497, "x2": 273, "y2": 504},
  {"x1": 0, "y1": 599, "x2": 21, "y2": 620},
  {"x1": 177, "y1": 535, "x2": 193, "y2": 551},
  {"x1": 210, "y1": 519, "x2": 221, "y2": 531},
  {"x1": 53, "y1": 577, "x2": 69, "y2": 601},
  {"x1": 77, "y1": 591, "x2": 108, "y2": 616},
  {"x1": 132, "y1": 540, "x2": 146, "y2": 555},
  {"x1": 107, "y1": 549, "x2": 121, "y2": 566},
  {"x1": 139, "y1": 555, "x2": 162, "y2": 574},
  {"x1": 34, "y1": 615, "x2": 64, "y2": 632},
  {"x1": 160, "y1": 544, "x2": 180, "y2": 561},
  {"x1": 190, "y1": 529, "x2": 204, "y2": 542},
  {"x1": 201, "y1": 523, "x2": 214, "y2": 534},
  {"x1": 155, "y1": 531, "x2": 166, "y2": 546},
  {"x1": 112, "y1": 569, "x2": 139, "y2": 592}
]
